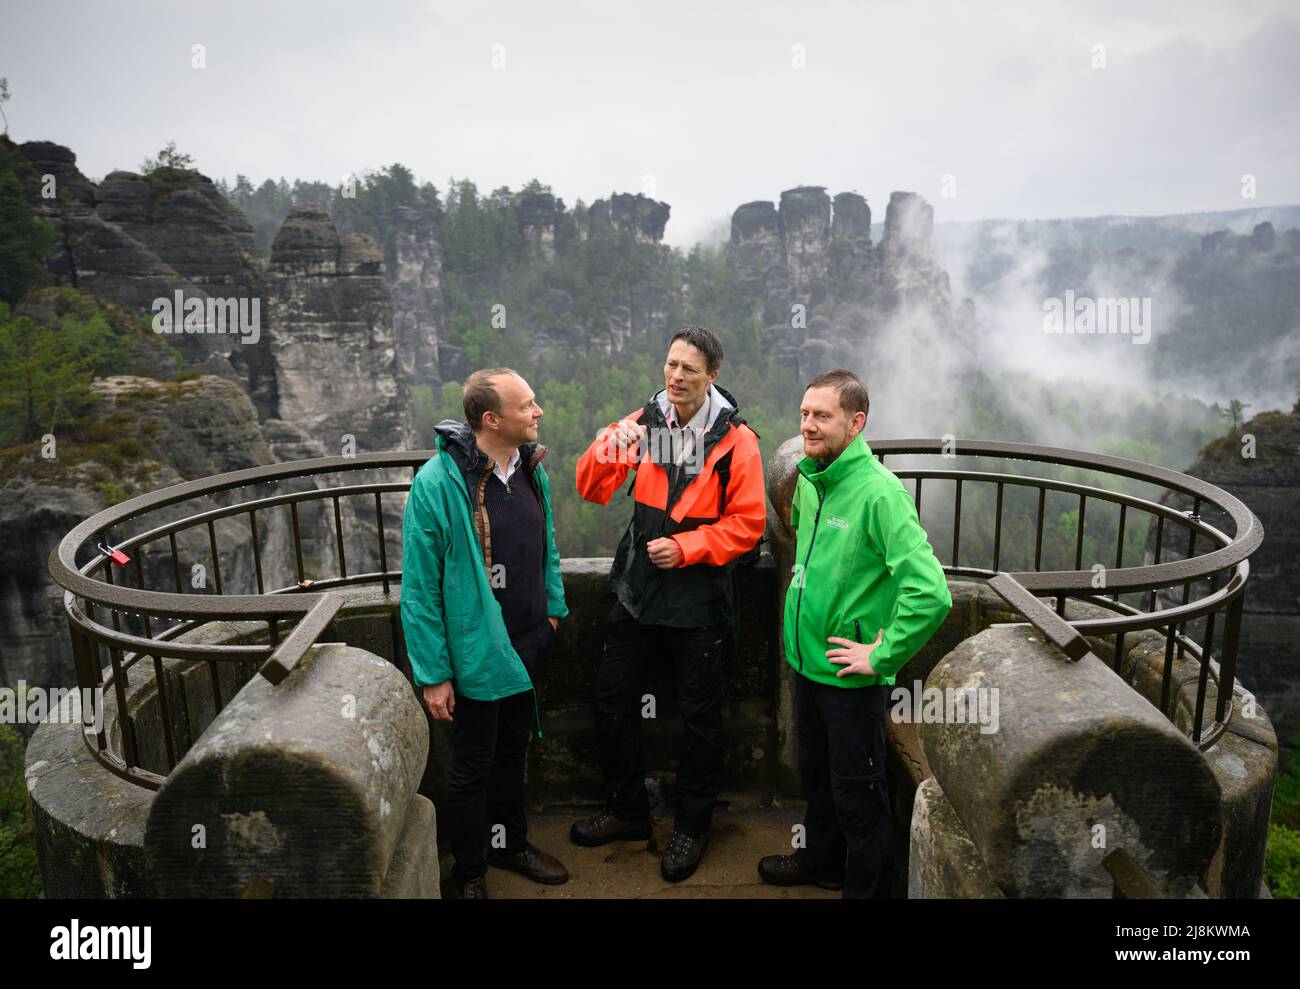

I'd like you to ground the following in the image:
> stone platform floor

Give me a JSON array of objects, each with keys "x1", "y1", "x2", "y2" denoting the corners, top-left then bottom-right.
[{"x1": 440, "y1": 802, "x2": 842, "y2": 899}]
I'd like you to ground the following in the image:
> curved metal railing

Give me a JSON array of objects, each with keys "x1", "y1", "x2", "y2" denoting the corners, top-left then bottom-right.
[
  {"x1": 48, "y1": 440, "x2": 1263, "y2": 789},
  {"x1": 871, "y1": 439, "x2": 1262, "y2": 751},
  {"x1": 49, "y1": 452, "x2": 427, "y2": 789}
]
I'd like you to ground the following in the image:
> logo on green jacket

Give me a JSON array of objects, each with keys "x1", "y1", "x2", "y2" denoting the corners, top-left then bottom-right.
[{"x1": 825, "y1": 515, "x2": 849, "y2": 529}]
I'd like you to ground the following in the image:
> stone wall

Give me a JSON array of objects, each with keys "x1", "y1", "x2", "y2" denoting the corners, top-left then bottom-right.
[{"x1": 27, "y1": 634, "x2": 436, "y2": 898}]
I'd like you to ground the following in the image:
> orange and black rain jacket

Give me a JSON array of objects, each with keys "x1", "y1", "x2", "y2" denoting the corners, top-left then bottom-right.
[{"x1": 576, "y1": 384, "x2": 766, "y2": 628}]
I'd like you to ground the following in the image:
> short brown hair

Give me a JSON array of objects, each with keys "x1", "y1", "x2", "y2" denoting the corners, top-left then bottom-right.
[
  {"x1": 805, "y1": 368, "x2": 869, "y2": 419},
  {"x1": 463, "y1": 367, "x2": 518, "y2": 432},
  {"x1": 669, "y1": 325, "x2": 724, "y2": 374}
]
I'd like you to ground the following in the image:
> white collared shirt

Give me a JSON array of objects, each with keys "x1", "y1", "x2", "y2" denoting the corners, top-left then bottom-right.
[
  {"x1": 666, "y1": 393, "x2": 711, "y2": 467},
  {"x1": 494, "y1": 448, "x2": 521, "y2": 486}
]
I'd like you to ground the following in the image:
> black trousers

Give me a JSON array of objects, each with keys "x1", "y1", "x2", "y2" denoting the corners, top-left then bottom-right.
[
  {"x1": 446, "y1": 631, "x2": 552, "y2": 883},
  {"x1": 593, "y1": 602, "x2": 726, "y2": 837},
  {"x1": 793, "y1": 672, "x2": 895, "y2": 898}
]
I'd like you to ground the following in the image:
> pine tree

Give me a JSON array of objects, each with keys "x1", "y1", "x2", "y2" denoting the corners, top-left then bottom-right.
[
  {"x1": 0, "y1": 306, "x2": 93, "y2": 442},
  {"x1": 0, "y1": 169, "x2": 55, "y2": 306}
]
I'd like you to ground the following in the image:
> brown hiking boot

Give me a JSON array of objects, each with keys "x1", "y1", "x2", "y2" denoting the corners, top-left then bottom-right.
[
  {"x1": 569, "y1": 808, "x2": 653, "y2": 847},
  {"x1": 661, "y1": 830, "x2": 709, "y2": 882},
  {"x1": 487, "y1": 841, "x2": 570, "y2": 885},
  {"x1": 757, "y1": 854, "x2": 843, "y2": 890}
]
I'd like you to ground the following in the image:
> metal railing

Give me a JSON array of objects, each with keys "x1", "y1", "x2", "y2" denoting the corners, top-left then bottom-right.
[
  {"x1": 49, "y1": 452, "x2": 425, "y2": 789},
  {"x1": 872, "y1": 440, "x2": 1262, "y2": 751},
  {"x1": 47, "y1": 440, "x2": 1263, "y2": 790}
]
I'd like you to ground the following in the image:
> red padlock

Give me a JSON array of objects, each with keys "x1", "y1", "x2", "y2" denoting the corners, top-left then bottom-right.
[{"x1": 97, "y1": 542, "x2": 131, "y2": 567}]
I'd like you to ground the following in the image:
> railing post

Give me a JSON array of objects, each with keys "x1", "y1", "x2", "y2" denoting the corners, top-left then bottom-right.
[
  {"x1": 1148, "y1": 514, "x2": 1164, "y2": 612},
  {"x1": 249, "y1": 509, "x2": 265, "y2": 593},
  {"x1": 1034, "y1": 487, "x2": 1046, "y2": 571},
  {"x1": 1159, "y1": 624, "x2": 1177, "y2": 716},
  {"x1": 206, "y1": 519, "x2": 223, "y2": 594},
  {"x1": 1074, "y1": 494, "x2": 1087, "y2": 570},
  {"x1": 992, "y1": 481, "x2": 1004, "y2": 572},
  {"x1": 375, "y1": 490, "x2": 391, "y2": 595},
  {"x1": 1216, "y1": 589, "x2": 1245, "y2": 725},
  {"x1": 1176, "y1": 503, "x2": 1201, "y2": 659},
  {"x1": 952, "y1": 479, "x2": 962, "y2": 568},
  {"x1": 290, "y1": 500, "x2": 306, "y2": 583},
  {"x1": 1191, "y1": 572, "x2": 1219, "y2": 744}
]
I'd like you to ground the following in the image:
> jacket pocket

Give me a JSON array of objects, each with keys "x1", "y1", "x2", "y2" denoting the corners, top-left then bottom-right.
[
  {"x1": 866, "y1": 713, "x2": 886, "y2": 780},
  {"x1": 853, "y1": 618, "x2": 885, "y2": 653}
]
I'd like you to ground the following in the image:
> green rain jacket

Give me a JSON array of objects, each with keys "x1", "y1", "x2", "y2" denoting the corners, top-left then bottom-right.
[
  {"x1": 400, "y1": 420, "x2": 569, "y2": 700},
  {"x1": 783, "y1": 435, "x2": 951, "y2": 687}
]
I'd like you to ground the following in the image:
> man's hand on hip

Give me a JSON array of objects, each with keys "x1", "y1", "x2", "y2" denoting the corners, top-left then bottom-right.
[
  {"x1": 647, "y1": 537, "x2": 684, "y2": 569},
  {"x1": 423, "y1": 681, "x2": 455, "y2": 721},
  {"x1": 826, "y1": 629, "x2": 884, "y2": 677}
]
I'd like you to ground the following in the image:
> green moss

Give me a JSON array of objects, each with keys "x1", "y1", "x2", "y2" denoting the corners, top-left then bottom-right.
[
  {"x1": 0, "y1": 409, "x2": 162, "y2": 487},
  {"x1": 1265, "y1": 824, "x2": 1300, "y2": 899},
  {"x1": 144, "y1": 166, "x2": 202, "y2": 199},
  {"x1": 1200, "y1": 433, "x2": 1241, "y2": 460},
  {"x1": 97, "y1": 481, "x2": 131, "y2": 506},
  {"x1": 1265, "y1": 733, "x2": 1300, "y2": 898},
  {"x1": 1271, "y1": 733, "x2": 1300, "y2": 830}
]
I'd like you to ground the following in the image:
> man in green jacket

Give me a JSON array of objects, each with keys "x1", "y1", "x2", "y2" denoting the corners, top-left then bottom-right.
[
  {"x1": 758, "y1": 368, "x2": 951, "y2": 898},
  {"x1": 401, "y1": 367, "x2": 570, "y2": 900}
]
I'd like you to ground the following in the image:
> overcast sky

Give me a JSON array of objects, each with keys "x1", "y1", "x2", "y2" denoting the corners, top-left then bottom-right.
[{"x1": 4, "y1": 0, "x2": 1298, "y2": 246}]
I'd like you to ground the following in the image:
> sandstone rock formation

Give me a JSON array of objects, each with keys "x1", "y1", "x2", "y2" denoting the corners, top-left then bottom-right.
[
  {"x1": 9, "y1": 143, "x2": 420, "y2": 706},
  {"x1": 265, "y1": 204, "x2": 413, "y2": 453},
  {"x1": 581, "y1": 192, "x2": 675, "y2": 356},
  {"x1": 729, "y1": 186, "x2": 955, "y2": 373},
  {"x1": 517, "y1": 191, "x2": 565, "y2": 260},
  {"x1": 390, "y1": 204, "x2": 446, "y2": 388},
  {"x1": 18, "y1": 143, "x2": 417, "y2": 454}
]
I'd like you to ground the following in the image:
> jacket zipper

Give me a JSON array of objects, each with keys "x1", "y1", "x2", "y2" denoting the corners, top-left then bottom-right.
[
  {"x1": 793, "y1": 479, "x2": 826, "y2": 671},
  {"x1": 637, "y1": 402, "x2": 731, "y2": 620},
  {"x1": 661, "y1": 403, "x2": 730, "y2": 514}
]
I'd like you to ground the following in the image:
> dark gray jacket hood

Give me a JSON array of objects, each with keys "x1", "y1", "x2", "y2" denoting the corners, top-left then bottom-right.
[{"x1": 434, "y1": 418, "x2": 546, "y2": 491}]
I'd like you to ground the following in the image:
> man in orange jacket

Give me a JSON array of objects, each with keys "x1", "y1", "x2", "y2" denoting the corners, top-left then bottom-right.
[{"x1": 569, "y1": 326, "x2": 766, "y2": 882}]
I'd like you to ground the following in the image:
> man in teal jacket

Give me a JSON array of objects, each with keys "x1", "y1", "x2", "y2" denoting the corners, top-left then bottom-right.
[
  {"x1": 401, "y1": 368, "x2": 570, "y2": 899},
  {"x1": 758, "y1": 368, "x2": 951, "y2": 898}
]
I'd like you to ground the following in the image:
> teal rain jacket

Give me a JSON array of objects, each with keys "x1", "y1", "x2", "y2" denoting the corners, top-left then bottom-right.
[{"x1": 400, "y1": 420, "x2": 569, "y2": 700}]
